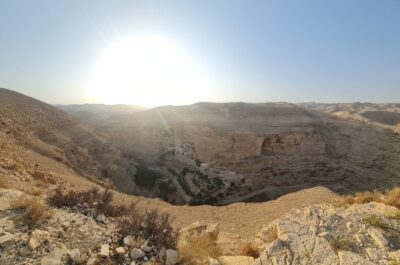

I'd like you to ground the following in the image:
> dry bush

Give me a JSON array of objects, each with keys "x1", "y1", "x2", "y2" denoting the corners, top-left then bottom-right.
[
  {"x1": 353, "y1": 190, "x2": 383, "y2": 204},
  {"x1": 119, "y1": 208, "x2": 178, "y2": 249},
  {"x1": 332, "y1": 189, "x2": 400, "y2": 208},
  {"x1": 385, "y1": 188, "x2": 400, "y2": 209},
  {"x1": 240, "y1": 241, "x2": 260, "y2": 258},
  {"x1": 11, "y1": 195, "x2": 52, "y2": 228},
  {"x1": 47, "y1": 187, "x2": 132, "y2": 217},
  {"x1": 31, "y1": 170, "x2": 58, "y2": 184},
  {"x1": 178, "y1": 234, "x2": 222, "y2": 265}
]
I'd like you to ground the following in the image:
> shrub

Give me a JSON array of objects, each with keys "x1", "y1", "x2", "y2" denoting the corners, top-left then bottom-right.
[
  {"x1": 47, "y1": 187, "x2": 132, "y2": 217},
  {"x1": 178, "y1": 234, "x2": 222, "y2": 265},
  {"x1": 240, "y1": 241, "x2": 260, "y2": 258},
  {"x1": 134, "y1": 165, "x2": 161, "y2": 189},
  {"x1": 118, "y1": 208, "x2": 178, "y2": 249},
  {"x1": 11, "y1": 195, "x2": 52, "y2": 228}
]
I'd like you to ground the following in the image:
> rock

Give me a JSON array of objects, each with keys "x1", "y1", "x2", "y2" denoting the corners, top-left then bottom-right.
[
  {"x1": 180, "y1": 222, "x2": 219, "y2": 240},
  {"x1": 115, "y1": 246, "x2": 125, "y2": 256},
  {"x1": 365, "y1": 247, "x2": 387, "y2": 262},
  {"x1": 141, "y1": 245, "x2": 152, "y2": 253},
  {"x1": 389, "y1": 250, "x2": 400, "y2": 260},
  {"x1": 368, "y1": 228, "x2": 388, "y2": 250},
  {"x1": 219, "y1": 256, "x2": 254, "y2": 265},
  {"x1": 99, "y1": 244, "x2": 109, "y2": 257},
  {"x1": 209, "y1": 257, "x2": 221, "y2": 265},
  {"x1": 86, "y1": 255, "x2": 97, "y2": 265},
  {"x1": 130, "y1": 248, "x2": 146, "y2": 260},
  {"x1": 69, "y1": 248, "x2": 85, "y2": 264},
  {"x1": 18, "y1": 246, "x2": 31, "y2": 257},
  {"x1": 130, "y1": 262, "x2": 136, "y2": 265},
  {"x1": 0, "y1": 233, "x2": 19, "y2": 247},
  {"x1": 123, "y1": 235, "x2": 135, "y2": 247},
  {"x1": 96, "y1": 213, "x2": 106, "y2": 223},
  {"x1": 337, "y1": 251, "x2": 375, "y2": 265},
  {"x1": 41, "y1": 247, "x2": 65, "y2": 265},
  {"x1": 159, "y1": 247, "x2": 166, "y2": 259},
  {"x1": 165, "y1": 249, "x2": 178, "y2": 265},
  {"x1": 4, "y1": 222, "x2": 16, "y2": 233},
  {"x1": 28, "y1": 230, "x2": 50, "y2": 250},
  {"x1": 257, "y1": 224, "x2": 277, "y2": 243},
  {"x1": 205, "y1": 223, "x2": 219, "y2": 240}
]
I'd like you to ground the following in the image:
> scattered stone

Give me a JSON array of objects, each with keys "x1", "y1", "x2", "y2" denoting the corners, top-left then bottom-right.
[
  {"x1": 69, "y1": 248, "x2": 85, "y2": 264},
  {"x1": 86, "y1": 255, "x2": 97, "y2": 265},
  {"x1": 0, "y1": 233, "x2": 19, "y2": 247},
  {"x1": 41, "y1": 247, "x2": 65, "y2": 265},
  {"x1": 115, "y1": 246, "x2": 125, "y2": 256},
  {"x1": 165, "y1": 249, "x2": 178, "y2": 265},
  {"x1": 130, "y1": 248, "x2": 146, "y2": 260},
  {"x1": 99, "y1": 244, "x2": 109, "y2": 257},
  {"x1": 123, "y1": 235, "x2": 135, "y2": 247},
  {"x1": 18, "y1": 246, "x2": 31, "y2": 257},
  {"x1": 96, "y1": 213, "x2": 106, "y2": 223},
  {"x1": 28, "y1": 230, "x2": 50, "y2": 250}
]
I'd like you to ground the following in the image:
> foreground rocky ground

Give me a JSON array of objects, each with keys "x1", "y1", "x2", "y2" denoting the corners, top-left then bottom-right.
[{"x1": 1, "y1": 185, "x2": 399, "y2": 265}]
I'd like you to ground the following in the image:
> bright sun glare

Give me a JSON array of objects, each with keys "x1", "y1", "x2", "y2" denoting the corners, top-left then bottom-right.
[{"x1": 89, "y1": 35, "x2": 213, "y2": 106}]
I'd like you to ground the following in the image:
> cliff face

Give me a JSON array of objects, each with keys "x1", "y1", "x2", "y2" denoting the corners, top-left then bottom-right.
[{"x1": 103, "y1": 102, "x2": 400, "y2": 203}]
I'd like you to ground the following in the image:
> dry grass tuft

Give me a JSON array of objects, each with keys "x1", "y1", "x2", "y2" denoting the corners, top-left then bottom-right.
[
  {"x1": 23, "y1": 188, "x2": 43, "y2": 197},
  {"x1": 363, "y1": 214, "x2": 388, "y2": 229},
  {"x1": 328, "y1": 235, "x2": 351, "y2": 253},
  {"x1": 385, "y1": 210, "x2": 400, "y2": 220},
  {"x1": 178, "y1": 234, "x2": 222, "y2": 265},
  {"x1": 240, "y1": 241, "x2": 260, "y2": 258},
  {"x1": 11, "y1": 195, "x2": 52, "y2": 228},
  {"x1": 119, "y1": 208, "x2": 178, "y2": 249}
]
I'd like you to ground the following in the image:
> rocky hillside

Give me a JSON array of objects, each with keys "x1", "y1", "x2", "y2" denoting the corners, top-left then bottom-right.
[
  {"x1": 57, "y1": 104, "x2": 147, "y2": 126},
  {"x1": 0, "y1": 88, "x2": 138, "y2": 192}
]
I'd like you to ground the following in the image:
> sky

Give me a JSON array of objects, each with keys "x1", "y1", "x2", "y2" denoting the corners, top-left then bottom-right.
[{"x1": 0, "y1": 0, "x2": 399, "y2": 106}]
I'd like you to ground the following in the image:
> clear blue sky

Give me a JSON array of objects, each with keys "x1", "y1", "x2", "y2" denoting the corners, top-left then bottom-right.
[{"x1": 0, "y1": 0, "x2": 399, "y2": 105}]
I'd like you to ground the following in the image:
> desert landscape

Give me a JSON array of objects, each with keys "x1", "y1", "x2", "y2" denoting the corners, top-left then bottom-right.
[
  {"x1": 1, "y1": 1, "x2": 400, "y2": 264},
  {"x1": 1, "y1": 88, "x2": 400, "y2": 265}
]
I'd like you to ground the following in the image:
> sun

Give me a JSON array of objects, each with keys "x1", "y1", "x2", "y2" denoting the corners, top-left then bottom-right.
[{"x1": 89, "y1": 35, "x2": 213, "y2": 106}]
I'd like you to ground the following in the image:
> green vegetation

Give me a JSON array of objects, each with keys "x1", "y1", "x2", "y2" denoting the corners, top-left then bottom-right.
[{"x1": 134, "y1": 164, "x2": 161, "y2": 189}]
